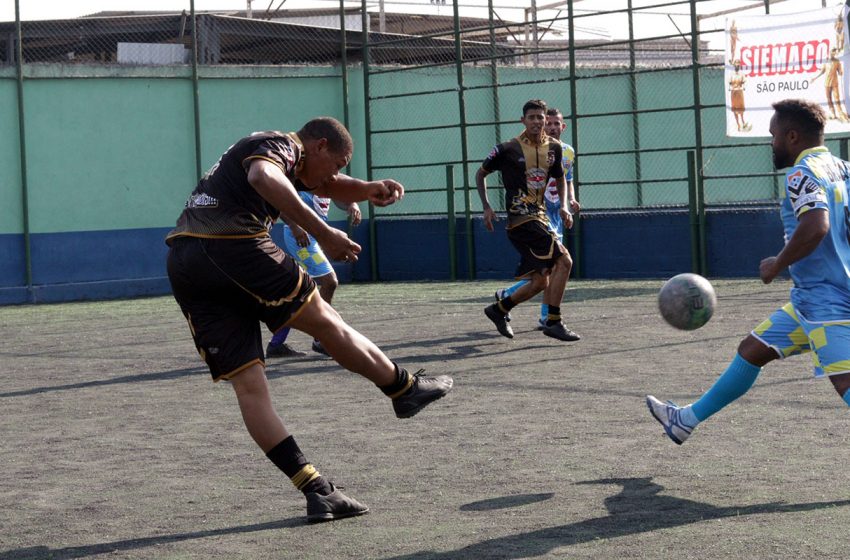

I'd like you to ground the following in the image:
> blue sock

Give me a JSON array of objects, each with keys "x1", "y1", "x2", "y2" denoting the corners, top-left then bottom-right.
[
  {"x1": 503, "y1": 280, "x2": 528, "y2": 298},
  {"x1": 270, "y1": 327, "x2": 291, "y2": 346},
  {"x1": 843, "y1": 390, "x2": 850, "y2": 407},
  {"x1": 691, "y1": 353, "x2": 762, "y2": 422},
  {"x1": 540, "y1": 303, "x2": 549, "y2": 323}
]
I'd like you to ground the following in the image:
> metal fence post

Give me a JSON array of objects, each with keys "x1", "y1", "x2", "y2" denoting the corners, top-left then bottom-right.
[
  {"x1": 687, "y1": 150, "x2": 700, "y2": 274},
  {"x1": 627, "y1": 0, "x2": 642, "y2": 207},
  {"x1": 453, "y1": 0, "x2": 474, "y2": 280},
  {"x1": 361, "y1": 0, "x2": 378, "y2": 281},
  {"x1": 566, "y1": 0, "x2": 582, "y2": 278},
  {"x1": 14, "y1": 0, "x2": 32, "y2": 302},
  {"x1": 190, "y1": 0, "x2": 202, "y2": 181},
  {"x1": 689, "y1": 0, "x2": 707, "y2": 275},
  {"x1": 447, "y1": 165, "x2": 457, "y2": 281}
]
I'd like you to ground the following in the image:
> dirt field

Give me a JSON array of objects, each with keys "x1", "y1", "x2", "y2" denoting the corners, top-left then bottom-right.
[{"x1": 3, "y1": 279, "x2": 849, "y2": 559}]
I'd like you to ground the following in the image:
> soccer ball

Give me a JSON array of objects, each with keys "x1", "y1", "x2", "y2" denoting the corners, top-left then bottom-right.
[{"x1": 658, "y1": 273, "x2": 716, "y2": 330}]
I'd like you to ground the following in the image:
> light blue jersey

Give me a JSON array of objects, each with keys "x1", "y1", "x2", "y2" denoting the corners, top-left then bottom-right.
[
  {"x1": 543, "y1": 141, "x2": 575, "y2": 240},
  {"x1": 780, "y1": 146, "x2": 850, "y2": 321},
  {"x1": 281, "y1": 191, "x2": 334, "y2": 278}
]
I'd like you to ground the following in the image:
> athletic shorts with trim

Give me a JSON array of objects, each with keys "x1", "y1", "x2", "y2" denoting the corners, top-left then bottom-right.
[
  {"x1": 751, "y1": 302, "x2": 850, "y2": 377},
  {"x1": 167, "y1": 236, "x2": 317, "y2": 382},
  {"x1": 506, "y1": 219, "x2": 566, "y2": 279},
  {"x1": 281, "y1": 226, "x2": 334, "y2": 278}
]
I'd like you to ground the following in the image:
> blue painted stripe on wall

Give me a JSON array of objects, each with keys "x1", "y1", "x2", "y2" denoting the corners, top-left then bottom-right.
[
  {"x1": 31, "y1": 227, "x2": 172, "y2": 284},
  {"x1": 0, "y1": 233, "x2": 26, "y2": 287},
  {"x1": 0, "y1": 208, "x2": 788, "y2": 305}
]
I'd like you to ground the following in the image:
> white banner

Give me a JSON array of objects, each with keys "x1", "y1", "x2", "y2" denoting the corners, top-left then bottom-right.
[{"x1": 725, "y1": 6, "x2": 850, "y2": 137}]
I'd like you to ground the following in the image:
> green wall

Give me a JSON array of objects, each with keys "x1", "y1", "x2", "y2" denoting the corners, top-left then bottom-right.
[
  {"x1": 3, "y1": 63, "x2": 785, "y2": 237},
  {"x1": 0, "y1": 78, "x2": 23, "y2": 234}
]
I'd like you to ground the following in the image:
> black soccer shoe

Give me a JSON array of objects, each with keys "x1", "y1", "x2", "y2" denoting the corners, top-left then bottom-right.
[
  {"x1": 542, "y1": 321, "x2": 581, "y2": 342},
  {"x1": 266, "y1": 342, "x2": 307, "y2": 358},
  {"x1": 305, "y1": 484, "x2": 370, "y2": 523},
  {"x1": 392, "y1": 370, "x2": 454, "y2": 419},
  {"x1": 311, "y1": 339, "x2": 330, "y2": 356},
  {"x1": 484, "y1": 304, "x2": 514, "y2": 339},
  {"x1": 494, "y1": 289, "x2": 512, "y2": 322}
]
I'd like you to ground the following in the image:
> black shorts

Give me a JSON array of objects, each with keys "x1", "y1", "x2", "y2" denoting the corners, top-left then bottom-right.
[
  {"x1": 506, "y1": 219, "x2": 566, "y2": 279},
  {"x1": 167, "y1": 236, "x2": 317, "y2": 381}
]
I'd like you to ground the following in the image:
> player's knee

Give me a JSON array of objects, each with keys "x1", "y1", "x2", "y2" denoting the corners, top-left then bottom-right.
[
  {"x1": 736, "y1": 335, "x2": 776, "y2": 367},
  {"x1": 829, "y1": 372, "x2": 850, "y2": 399}
]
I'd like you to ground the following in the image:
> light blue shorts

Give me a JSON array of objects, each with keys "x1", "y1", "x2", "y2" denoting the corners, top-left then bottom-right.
[
  {"x1": 544, "y1": 202, "x2": 563, "y2": 242},
  {"x1": 751, "y1": 302, "x2": 850, "y2": 377},
  {"x1": 282, "y1": 227, "x2": 334, "y2": 278}
]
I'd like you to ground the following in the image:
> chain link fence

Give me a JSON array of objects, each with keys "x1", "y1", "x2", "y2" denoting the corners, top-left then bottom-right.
[{"x1": 360, "y1": 0, "x2": 840, "y2": 278}]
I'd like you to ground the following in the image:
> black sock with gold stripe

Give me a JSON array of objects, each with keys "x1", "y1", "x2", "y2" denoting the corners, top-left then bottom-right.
[
  {"x1": 546, "y1": 305, "x2": 562, "y2": 326},
  {"x1": 266, "y1": 436, "x2": 333, "y2": 496},
  {"x1": 498, "y1": 296, "x2": 517, "y2": 314},
  {"x1": 380, "y1": 362, "x2": 413, "y2": 398}
]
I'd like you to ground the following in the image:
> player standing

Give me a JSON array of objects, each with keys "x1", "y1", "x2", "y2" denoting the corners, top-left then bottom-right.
[
  {"x1": 477, "y1": 99, "x2": 581, "y2": 342},
  {"x1": 647, "y1": 99, "x2": 850, "y2": 444},
  {"x1": 494, "y1": 107, "x2": 580, "y2": 330},
  {"x1": 166, "y1": 118, "x2": 453, "y2": 521},
  {"x1": 266, "y1": 192, "x2": 361, "y2": 358}
]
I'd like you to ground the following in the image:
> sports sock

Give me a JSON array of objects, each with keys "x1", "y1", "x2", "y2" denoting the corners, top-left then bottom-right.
[
  {"x1": 843, "y1": 390, "x2": 850, "y2": 407},
  {"x1": 545, "y1": 305, "x2": 561, "y2": 326},
  {"x1": 691, "y1": 353, "x2": 762, "y2": 422},
  {"x1": 497, "y1": 296, "x2": 517, "y2": 314},
  {"x1": 503, "y1": 280, "x2": 528, "y2": 298},
  {"x1": 380, "y1": 362, "x2": 413, "y2": 398},
  {"x1": 270, "y1": 327, "x2": 291, "y2": 346},
  {"x1": 540, "y1": 303, "x2": 549, "y2": 324},
  {"x1": 266, "y1": 436, "x2": 333, "y2": 496}
]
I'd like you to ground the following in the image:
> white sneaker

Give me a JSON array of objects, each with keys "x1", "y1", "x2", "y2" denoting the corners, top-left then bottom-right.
[
  {"x1": 536, "y1": 318, "x2": 546, "y2": 331},
  {"x1": 646, "y1": 395, "x2": 695, "y2": 445}
]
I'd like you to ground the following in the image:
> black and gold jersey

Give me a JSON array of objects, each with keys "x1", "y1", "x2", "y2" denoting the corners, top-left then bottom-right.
[
  {"x1": 166, "y1": 131, "x2": 309, "y2": 243},
  {"x1": 482, "y1": 131, "x2": 564, "y2": 229}
]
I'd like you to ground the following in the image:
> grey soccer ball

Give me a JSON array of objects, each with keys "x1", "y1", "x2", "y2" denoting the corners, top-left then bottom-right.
[{"x1": 658, "y1": 273, "x2": 717, "y2": 330}]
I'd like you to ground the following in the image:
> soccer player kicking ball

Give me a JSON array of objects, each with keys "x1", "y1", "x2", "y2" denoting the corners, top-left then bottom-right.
[
  {"x1": 647, "y1": 99, "x2": 850, "y2": 444},
  {"x1": 166, "y1": 118, "x2": 453, "y2": 522}
]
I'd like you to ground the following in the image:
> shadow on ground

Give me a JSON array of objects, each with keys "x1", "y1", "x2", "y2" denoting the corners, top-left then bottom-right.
[
  {"x1": 5, "y1": 478, "x2": 848, "y2": 560},
  {"x1": 384, "y1": 477, "x2": 850, "y2": 560}
]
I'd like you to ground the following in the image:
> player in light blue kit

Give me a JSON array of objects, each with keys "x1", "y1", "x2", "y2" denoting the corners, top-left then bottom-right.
[
  {"x1": 647, "y1": 99, "x2": 850, "y2": 444},
  {"x1": 495, "y1": 107, "x2": 580, "y2": 329},
  {"x1": 266, "y1": 191, "x2": 361, "y2": 357}
]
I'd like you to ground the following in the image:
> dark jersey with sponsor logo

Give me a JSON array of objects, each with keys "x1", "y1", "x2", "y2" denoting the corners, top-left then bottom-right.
[
  {"x1": 482, "y1": 131, "x2": 564, "y2": 229},
  {"x1": 166, "y1": 131, "x2": 310, "y2": 243}
]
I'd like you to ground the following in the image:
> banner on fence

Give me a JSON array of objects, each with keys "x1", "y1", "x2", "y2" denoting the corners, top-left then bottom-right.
[{"x1": 725, "y1": 6, "x2": 850, "y2": 137}]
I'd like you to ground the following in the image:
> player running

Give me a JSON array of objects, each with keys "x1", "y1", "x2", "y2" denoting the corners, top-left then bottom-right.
[
  {"x1": 647, "y1": 99, "x2": 850, "y2": 444},
  {"x1": 494, "y1": 107, "x2": 580, "y2": 330}
]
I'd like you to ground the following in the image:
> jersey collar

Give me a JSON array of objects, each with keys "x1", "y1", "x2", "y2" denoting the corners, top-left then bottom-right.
[
  {"x1": 794, "y1": 146, "x2": 828, "y2": 166},
  {"x1": 517, "y1": 130, "x2": 548, "y2": 146}
]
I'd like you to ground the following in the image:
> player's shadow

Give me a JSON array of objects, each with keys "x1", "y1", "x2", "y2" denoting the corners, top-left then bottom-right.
[
  {"x1": 383, "y1": 477, "x2": 850, "y2": 560},
  {"x1": 0, "y1": 516, "x2": 306, "y2": 560},
  {"x1": 0, "y1": 365, "x2": 210, "y2": 399}
]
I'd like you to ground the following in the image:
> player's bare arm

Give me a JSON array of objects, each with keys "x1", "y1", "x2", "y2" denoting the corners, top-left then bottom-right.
[
  {"x1": 555, "y1": 176, "x2": 573, "y2": 230},
  {"x1": 567, "y1": 180, "x2": 580, "y2": 213},
  {"x1": 760, "y1": 208, "x2": 829, "y2": 284},
  {"x1": 476, "y1": 167, "x2": 497, "y2": 232},
  {"x1": 317, "y1": 174, "x2": 404, "y2": 207},
  {"x1": 248, "y1": 159, "x2": 360, "y2": 262},
  {"x1": 334, "y1": 200, "x2": 362, "y2": 226}
]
